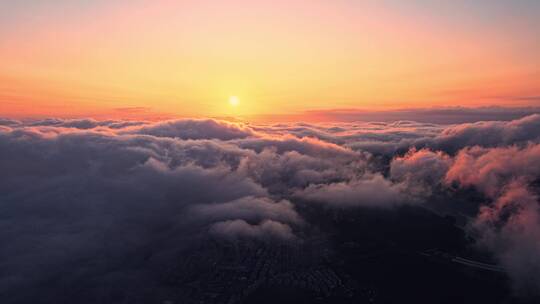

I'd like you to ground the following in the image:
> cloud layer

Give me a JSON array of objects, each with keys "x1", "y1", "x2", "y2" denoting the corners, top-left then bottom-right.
[{"x1": 1, "y1": 113, "x2": 540, "y2": 301}]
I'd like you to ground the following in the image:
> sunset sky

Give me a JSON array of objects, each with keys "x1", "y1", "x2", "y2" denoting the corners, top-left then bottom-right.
[
  {"x1": 3, "y1": 3, "x2": 540, "y2": 301},
  {"x1": 1, "y1": 0, "x2": 539, "y2": 119}
]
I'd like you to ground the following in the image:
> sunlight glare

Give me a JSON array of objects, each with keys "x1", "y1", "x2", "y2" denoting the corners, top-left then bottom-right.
[{"x1": 229, "y1": 96, "x2": 240, "y2": 107}]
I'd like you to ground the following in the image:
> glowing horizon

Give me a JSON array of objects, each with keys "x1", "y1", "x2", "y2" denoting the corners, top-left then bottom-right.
[{"x1": 1, "y1": 0, "x2": 539, "y2": 119}]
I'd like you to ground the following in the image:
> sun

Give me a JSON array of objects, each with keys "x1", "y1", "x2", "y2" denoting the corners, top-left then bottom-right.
[{"x1": 229, "y1": 96, "x2": 240, "y2": 107}]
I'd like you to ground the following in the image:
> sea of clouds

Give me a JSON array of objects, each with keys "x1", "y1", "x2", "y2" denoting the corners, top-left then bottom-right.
[{"x1": 1, "y1": 113, "x2": 540, "y2": 301}]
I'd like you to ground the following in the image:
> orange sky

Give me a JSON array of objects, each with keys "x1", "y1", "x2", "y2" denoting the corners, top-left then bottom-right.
[{"x1": 1, "y1": 0, "x2": 539, "y2": 120}]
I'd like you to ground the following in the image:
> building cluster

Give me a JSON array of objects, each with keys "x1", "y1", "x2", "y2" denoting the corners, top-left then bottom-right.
[{"x1": 161, "y1": 238, "x2": 359, "y2": 304}]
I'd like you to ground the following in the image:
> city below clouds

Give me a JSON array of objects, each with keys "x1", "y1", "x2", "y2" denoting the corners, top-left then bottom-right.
[
  {"x1": 1, "y1": 111, "x2": 540, "y2": 302},
  {"x1": 1, "y1": 1, "x2": 539, "y2": 303}
]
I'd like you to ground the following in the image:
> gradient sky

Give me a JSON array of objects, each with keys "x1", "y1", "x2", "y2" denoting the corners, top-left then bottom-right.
[{"x1": 1, "y1": 0, "x2": 539, "y2": 119}]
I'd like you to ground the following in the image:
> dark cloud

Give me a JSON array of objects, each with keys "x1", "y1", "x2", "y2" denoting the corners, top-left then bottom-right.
[
  {"x1": 251, "y1": 120, "x2": 443, "y2": 156},
  {"x1": 191, "y1": 196, "x2": 302, "y2": 228},
  {"x1": 391, "y1": 149, "x2": 452, "y2": 186},
  {"x1": 272, "y1": 113, "x2": 540, "y2": 156},
  {"x1": 445, "y1": 143, "x2": 540, "y2": 196},
  {"x1": 128, "y1": 119, "x2": 254, "y2": 140},
  {"x1": 0, "y1": 118, "x2": 20, "y2": 126},
  {"x1": 302, "y1": 106, "x2": 540, "y2": 124},
  {"x1": 0, "y1": 118, "x2": 371, "y2": 302},
  {"x1": 0, "y1": 126, "x2": 270, "y2": 302},
  {"x1": 422, "y1": 114, "x2": 540, "y2": 153},
  {"x1": 25, "y1": 118, "x2": 146, "y2": 129},
  {"x1": 2, "y1": 114, "x2": 540, "y2": 301},
  {"x1": 472, "y1": 182, "x2": 540, "y2": 293},
  {"x1": 295, "y1": 174, "x2": 410, "y2": 208},
  {"x1": 393, "y1": 143, "x2": 540, "y2": 292}
]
